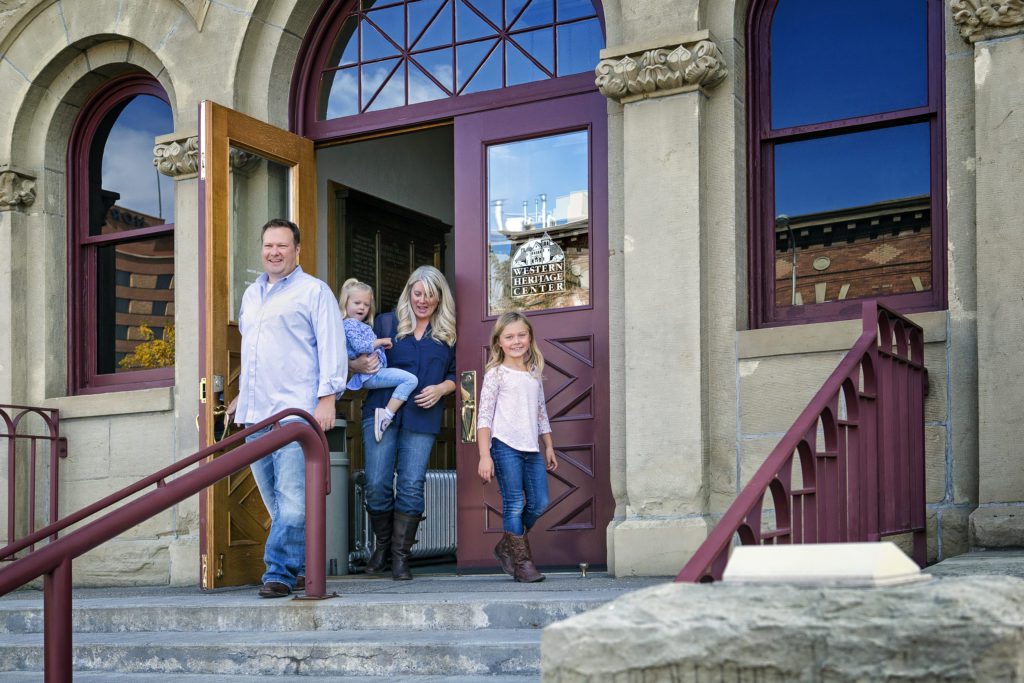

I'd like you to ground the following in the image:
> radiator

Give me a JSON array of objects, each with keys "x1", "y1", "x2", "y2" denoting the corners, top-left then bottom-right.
[{"x1": 349, "y1": 469, "x2": 457, "y2": 571}]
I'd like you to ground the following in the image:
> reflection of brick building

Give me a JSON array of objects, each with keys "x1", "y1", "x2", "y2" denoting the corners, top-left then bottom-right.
[
  {"x1": 99, "y1": 206, "x2": 175, "y2": 370},
  {"x1": 774, "y1": 196, "x2": 931, "y2": 307}
]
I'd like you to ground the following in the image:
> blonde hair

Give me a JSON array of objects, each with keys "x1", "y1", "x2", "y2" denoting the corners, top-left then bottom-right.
[
  {"x1": 395, "y1": 265, "x2": 456, "y2": 346},
  {"x1": 339, "y1": 278, "x2": 376, "y2": 325},
  {"x1": 485, "y1": 311, "x2": 544, "y2": 378}
]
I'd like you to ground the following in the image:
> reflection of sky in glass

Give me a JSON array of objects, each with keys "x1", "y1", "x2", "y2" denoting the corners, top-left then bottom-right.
[
  {"x1": 774, "y1": 123, "x2": 930, "y2": 217},
  {"x1": 102, "y1": 95, "x2": 174, "y2": 222},
  {"x1": 487, "y1": 130, "x2": 588, "y2": 236},
  {"x1": 771, "y1": 0, "x2": 927, "y2": 129},
  {"x1": 320, "y1": 0, "x2": 603, "y2": 118}
]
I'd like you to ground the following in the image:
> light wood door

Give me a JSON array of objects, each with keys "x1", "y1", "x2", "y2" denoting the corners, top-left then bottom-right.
[{"x1": 198, "y1": 101, "x2": 316, "y2": 588}]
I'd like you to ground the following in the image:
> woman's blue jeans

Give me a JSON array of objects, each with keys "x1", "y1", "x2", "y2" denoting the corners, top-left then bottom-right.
[
  {"x1": 490, "y1": 438, "x2": 550, "y2": 535},
  {"x1": 247, "y1": 425, "x2": 305, "y2": 587},
  {"x1": 361, "y1": 418, "x2": 437, "y2": 516}
]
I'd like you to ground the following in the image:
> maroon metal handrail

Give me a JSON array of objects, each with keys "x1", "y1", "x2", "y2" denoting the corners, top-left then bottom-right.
[
  {"x1": 0, "y1": 408, "x2": 331, "y2": 682},
  {"x1": 677, "y1": 301, "x2": 928, "y2": 582},
  {"x1": 1, "y1": 405, "x2": 69, "y2": 559}
]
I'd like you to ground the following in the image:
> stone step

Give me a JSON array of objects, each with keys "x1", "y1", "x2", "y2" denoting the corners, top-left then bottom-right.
[
  {"x1": 0, "y1": 674, "x2": 538, "y2": 682},
  {"x1": 0, "y1": 574, "x2": 661, "y2": 635},
  {"x1": 0, "y1": 591, "x2": 621, "y2": 634},
  {"x1": 0, "y1": 628, "x2": 542, "y2": 677}
]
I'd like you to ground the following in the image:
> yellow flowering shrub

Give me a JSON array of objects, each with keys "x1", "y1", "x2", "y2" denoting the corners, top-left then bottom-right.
[{"x1": 119, "y1": 323, "x2": 175, "y2": 369}]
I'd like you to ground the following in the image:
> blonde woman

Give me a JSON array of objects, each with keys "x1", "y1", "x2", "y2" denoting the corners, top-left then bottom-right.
[{"x1": 349, "y1": 265, "x2": 457, "y2": 580}]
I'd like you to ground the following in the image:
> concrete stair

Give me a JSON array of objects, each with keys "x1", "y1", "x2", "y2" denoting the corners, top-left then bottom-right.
[{"x1": 0, "y1": 573, "x2": 664, "y2": 680}]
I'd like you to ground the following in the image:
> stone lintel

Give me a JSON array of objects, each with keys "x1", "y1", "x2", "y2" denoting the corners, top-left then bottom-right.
[
  {"x1": 595, "y1": 31, "x2": 728, "y2": 103},
  {"x1": 154, "y1": 131, "x2": 199, "y2": 180},
  {"x1": 952, "y1": 0, "x2": 1024, "y2": 43},
  {"x1": 0, "y1": 164, "x2": 36, "y2": 212}
]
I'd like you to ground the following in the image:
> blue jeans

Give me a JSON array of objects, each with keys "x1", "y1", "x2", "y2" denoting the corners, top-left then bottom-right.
[
  {"x1": 363, "y1": 367, "x2": 418, "y2": 404},
  {"x1": 247, "y1": 425, "x2": 305, "y2": 587},
  {"x1": 490, "y1": 438, "x2": 550, "y2": 535},
  {"x1": 361, "y1": 418, "x2": 436, "y2": 516}
]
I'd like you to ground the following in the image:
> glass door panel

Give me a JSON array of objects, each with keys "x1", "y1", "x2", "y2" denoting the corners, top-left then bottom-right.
[{"x1": 486, "y1": 129, "x2": 590, "y2": 315}]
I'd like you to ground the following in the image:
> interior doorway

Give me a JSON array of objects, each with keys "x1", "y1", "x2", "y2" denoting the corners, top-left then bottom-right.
[{"x1": 316, "y1": 127, "x2": 459, "y2": 570}]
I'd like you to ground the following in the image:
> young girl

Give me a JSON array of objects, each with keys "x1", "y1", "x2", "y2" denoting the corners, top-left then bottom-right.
[
  {"x1": 339, "y1": 278, "x2": 419, "y2": 442},
  {"x1": 476, "y1": 311, "x2": 557, "y2": 583}
]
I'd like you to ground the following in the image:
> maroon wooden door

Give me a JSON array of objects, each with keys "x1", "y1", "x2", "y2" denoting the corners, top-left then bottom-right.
[{"x1": 454, "y1": 92, "x2": 611, "y2": 569}]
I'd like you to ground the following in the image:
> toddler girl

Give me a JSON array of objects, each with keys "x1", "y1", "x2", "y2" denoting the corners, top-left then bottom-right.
[
  {"x1": 476, "y1": 311, "x2": 557, "y2": 583},
  {"x1": 339, "y1": 278, "x2": 418, "y2": 442}
]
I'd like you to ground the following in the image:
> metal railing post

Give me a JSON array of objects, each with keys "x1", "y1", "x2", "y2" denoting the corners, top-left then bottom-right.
[{"x1": 43, "y1": 557, "x2": 72, "y2": 683}]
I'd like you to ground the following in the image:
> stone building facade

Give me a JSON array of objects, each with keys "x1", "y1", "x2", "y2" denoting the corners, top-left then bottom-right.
[{"x1": 0, "y1": 0, "x2": 1019, "y2": 584}]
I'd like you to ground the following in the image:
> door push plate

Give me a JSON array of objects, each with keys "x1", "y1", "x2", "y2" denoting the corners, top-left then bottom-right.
[{"x1": 460, "y1": 370, "x2": 477, "y2": 444}]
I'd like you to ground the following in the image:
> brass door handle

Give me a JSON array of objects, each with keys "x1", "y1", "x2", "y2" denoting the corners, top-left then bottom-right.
[{"x1": 460, "y1": 370, "x2": 477, "y2": 444}]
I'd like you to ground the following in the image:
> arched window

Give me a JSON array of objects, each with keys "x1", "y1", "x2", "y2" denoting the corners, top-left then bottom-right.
[
  {"x1": 296, "y1": 0, "x2": 605, "y2": 137},
  {"x1": 68, "y1": 74, "x2": 175, "y2": 393},
  {"x1": 748, "y1": 0, "x2": 945, "y2": 327}
]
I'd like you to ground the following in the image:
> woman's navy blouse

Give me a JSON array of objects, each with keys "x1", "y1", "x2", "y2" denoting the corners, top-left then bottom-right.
[{"x1": 361, "y1": 312, "x2": 456, "y2": 434}]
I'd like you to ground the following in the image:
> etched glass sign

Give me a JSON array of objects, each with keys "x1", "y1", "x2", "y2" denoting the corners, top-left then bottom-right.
[{"x1": 486, "y1": 130, "x2": 589, "y2": 315}]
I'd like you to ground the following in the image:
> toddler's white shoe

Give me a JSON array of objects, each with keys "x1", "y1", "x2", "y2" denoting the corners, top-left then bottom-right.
[{"x1": 374, "y1": 408, "x2": 393, "y2": 443}]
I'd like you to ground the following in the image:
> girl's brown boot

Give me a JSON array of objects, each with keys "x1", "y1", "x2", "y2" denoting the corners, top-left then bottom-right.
[{"x1": 506, "y1": 533, "x2": 545, "y2": 583}]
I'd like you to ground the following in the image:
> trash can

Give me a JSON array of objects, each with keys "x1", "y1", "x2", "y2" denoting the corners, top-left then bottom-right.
[{"x1": 325, "y1": 420, "x2": 349, "y2": 576}]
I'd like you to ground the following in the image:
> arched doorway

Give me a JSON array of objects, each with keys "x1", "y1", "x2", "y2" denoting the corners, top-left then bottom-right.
[{"x1": 200, "y1": 0, "x2": 611, "y2": 586}]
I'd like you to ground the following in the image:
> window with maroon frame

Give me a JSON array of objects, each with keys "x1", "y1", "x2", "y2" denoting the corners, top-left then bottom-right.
[
  {"x1": 298, "y1": 0, "x2": 604, "y2": 136},
  {"x1": 748, "y1": 0, "x2": 946, "y2": 327},
  {"x1": 68, "y1": 75, "x2": 176, "y2": 394}
]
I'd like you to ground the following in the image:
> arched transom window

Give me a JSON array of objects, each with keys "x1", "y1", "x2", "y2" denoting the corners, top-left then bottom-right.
[{"x1": 316, "y1": 0, "x2": 603, "y2": 119}]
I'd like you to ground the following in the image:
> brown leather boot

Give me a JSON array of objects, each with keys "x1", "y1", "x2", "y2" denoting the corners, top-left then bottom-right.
[
  {"x1": 506, "y1": 533, "x2": 545, "y2": 583},
  {"x1": 391, "y1": 511, "x2": 423, "y2": 581},
  {"x1": 365, "y1": 509, "x2": 393, "y2": 575},
  {"x1": 492, "y1": 533, "x2": 514, "y2": 577}
]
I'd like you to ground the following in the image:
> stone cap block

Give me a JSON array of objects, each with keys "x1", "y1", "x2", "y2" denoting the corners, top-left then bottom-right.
[{"x1": 722, "y1": 541, "x2": 928, "y2": 587}]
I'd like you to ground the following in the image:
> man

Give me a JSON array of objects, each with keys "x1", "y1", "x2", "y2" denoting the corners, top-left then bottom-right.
[{"x1": 229, "y1": 218, "x2": 347, "y2": 598}]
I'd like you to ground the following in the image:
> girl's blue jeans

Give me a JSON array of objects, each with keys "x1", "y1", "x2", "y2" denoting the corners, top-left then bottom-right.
[
  {"x1": 361, "y1": 418, "x2": 437, "y2": 516},
  {"x1": 490, "y1": 438, "x2": 550, "y2": 535}
]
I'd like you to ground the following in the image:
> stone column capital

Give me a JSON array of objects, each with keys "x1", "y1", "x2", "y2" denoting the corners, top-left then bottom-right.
[
  {"x1": 154, "y1": 132, "x2": 199, "y2": 180},
  {"x1": 595, "y1": 30, "x2": 728, "y2": 103},
  {"x1": 0, "y1": 165, "x2": 36, "y2": 212},
  {"x1": 952, "y1": 0, "x2": 1024, "y2": 43}
]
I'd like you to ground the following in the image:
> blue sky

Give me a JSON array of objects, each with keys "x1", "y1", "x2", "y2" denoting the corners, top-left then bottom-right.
[{"x1": 102, "y1": 95, "x2": 175, "y2": 223}]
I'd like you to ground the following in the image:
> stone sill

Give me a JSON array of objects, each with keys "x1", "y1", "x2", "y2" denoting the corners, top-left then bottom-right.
[
  {"x1": 41, "y1": 386, "x2": 174, "y2": 419},
  {"x1": 738, "y1": 310, "x2": 948, "y2": 359}
]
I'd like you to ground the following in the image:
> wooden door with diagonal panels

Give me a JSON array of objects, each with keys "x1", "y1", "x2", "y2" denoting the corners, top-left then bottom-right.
[
  {"x1": 198, "y1": 100, "x2": 317, "y2": 588},
  {"x1": 454, "y1": 92, "x2": 611, "y2": 569}
]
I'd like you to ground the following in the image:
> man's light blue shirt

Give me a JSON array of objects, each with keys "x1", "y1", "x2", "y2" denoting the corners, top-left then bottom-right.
[{"x1": 235, "y1": 265, "x2": 348, "y2": 425}]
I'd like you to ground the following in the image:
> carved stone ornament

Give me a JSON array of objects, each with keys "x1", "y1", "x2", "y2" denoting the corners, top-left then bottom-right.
[
  {"x1": 153, "y1": 135, "x2": 199, "y2": 179},
  {"x1": 0, "y1": 166, "x2": 36, "y2": 211},
  {"x1": 952, "y1": 0, "x2": 1024, "y2": 42},
  {"x1": 595, "y1": 39, "x2": 728, "y2": 103}
]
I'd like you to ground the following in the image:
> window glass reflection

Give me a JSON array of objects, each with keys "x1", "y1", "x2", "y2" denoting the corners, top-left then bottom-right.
[
  {"x1": 96, "y1": 237, "x2": 175, "y2": 374},
  {"x1": 487, "y1": 130, "x2": 590, "y2": 314},
  {"x1": 228, "y1": 148, "x2": 291, "y2": 320},
  {"x1": 774, "y1": 124, "x2": 931, "y2": 307},
  {"x1": 95, "y1": 95, "x2": 175, "y2": 234},
  {"x1": 771, "y1": 0, "x2": 927, "y2": 129},
  {"x1": 318, "y1": 0, "x2": 602, "y2": 119}
]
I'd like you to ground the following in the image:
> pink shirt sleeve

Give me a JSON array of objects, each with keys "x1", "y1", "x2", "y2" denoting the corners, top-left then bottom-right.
[
  {"x1": 477, "y1": 367, "x2": 499, "y2": 431},
  {"x1": 537, "y1": 376, "x2": 551, "y2": 435}
]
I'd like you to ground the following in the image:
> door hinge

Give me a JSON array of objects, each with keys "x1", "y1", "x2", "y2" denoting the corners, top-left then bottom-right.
[
  {"x1": 216, "y1": 553, "x2": 225, "y2": 579},
  {"x1": 200, "y1": 377, "x2": 208, "y2": 404},
  {"x1": 201, "y1": 553, "x2": 209, "y2": 589}
]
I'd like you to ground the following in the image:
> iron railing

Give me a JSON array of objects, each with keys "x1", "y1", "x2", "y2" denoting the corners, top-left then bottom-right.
[
  {"x1": 0, "y1": 408, "x2": 331, "y2": 682},
  {"x1": 1, "y1": 405, "x2": 68, "y2": 560},
  {"x1": 677, "y1": 301, "x2": 928, "y2": 582}
]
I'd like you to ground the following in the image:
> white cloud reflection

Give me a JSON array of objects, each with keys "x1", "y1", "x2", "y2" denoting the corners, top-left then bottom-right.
[{"x1": 101, "y1": 96, "x2": 174, "y2": 223}]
